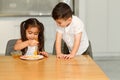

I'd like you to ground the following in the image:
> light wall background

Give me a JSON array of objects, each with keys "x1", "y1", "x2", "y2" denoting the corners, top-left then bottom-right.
[
  {"x1": 0, "y1": 0, "x2": 120, "y2": 57},
  {"x1": 79, "y1": 0, "x2": 120, "y2": 57}
]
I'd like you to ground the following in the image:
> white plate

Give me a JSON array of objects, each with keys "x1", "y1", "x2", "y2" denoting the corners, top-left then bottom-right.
[{"x1": 20, "y1": 55, "x2": 44, "y2": 60}]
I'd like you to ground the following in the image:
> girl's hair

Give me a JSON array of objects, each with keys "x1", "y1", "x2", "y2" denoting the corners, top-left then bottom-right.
[
  {"x1": 20, "y1": 18, "x2": 44, "y2": 54},
  {"x1": 52, "y1": 2, "x2": 73, "y2": 20}
]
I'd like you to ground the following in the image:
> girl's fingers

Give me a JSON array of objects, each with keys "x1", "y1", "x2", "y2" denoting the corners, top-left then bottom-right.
[{"x1": 39, "y1": 52, "x2": 48, "y2": 57}]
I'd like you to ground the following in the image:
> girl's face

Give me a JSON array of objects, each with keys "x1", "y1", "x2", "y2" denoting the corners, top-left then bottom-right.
[
  {"x1": 26, "y1": 26, "x2": 39, "y2": 40},
  {"x1": 55, "y1": 17, "x2": 72, "y2": 28}
]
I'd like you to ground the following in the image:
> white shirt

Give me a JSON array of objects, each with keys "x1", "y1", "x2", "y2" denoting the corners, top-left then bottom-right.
[{"x1": 56, "y1": 16, "x2": 89, "y2": 55}]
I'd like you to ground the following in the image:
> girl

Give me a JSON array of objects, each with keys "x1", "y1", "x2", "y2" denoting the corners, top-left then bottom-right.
[{"x1": 14, "y1": 18, "x2": 48, "y2": 57}]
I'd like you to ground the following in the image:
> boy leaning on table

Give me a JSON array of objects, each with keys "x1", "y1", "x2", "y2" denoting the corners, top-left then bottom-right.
[{"x1": 51, "y1": 2, "x2": 89, "y2": 59}]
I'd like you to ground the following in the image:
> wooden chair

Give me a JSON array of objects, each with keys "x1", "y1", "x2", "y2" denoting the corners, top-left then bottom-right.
[
  {"x1": 5, "y1": 39, "x2": 17, "y2": 56},
  {"x1": 53, "y1": 39, "x2": 69, "y2": 55}
]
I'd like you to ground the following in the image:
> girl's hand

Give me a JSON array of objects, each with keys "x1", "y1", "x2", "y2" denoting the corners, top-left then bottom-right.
[
  {"x1": 28, "y1": 40, "x2": 39, "y2": 46},
  {"x1": 39, "y1": 51, "x2": 48, "y2": 57}
]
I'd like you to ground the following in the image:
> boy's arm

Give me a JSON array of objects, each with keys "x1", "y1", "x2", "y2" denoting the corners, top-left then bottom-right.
[
  {"x1": 56, "y1": 32, "x2": 62, "y2": 55},
  {"x1": 70, "y1": 32, "x2": 82, "y2": 56}
]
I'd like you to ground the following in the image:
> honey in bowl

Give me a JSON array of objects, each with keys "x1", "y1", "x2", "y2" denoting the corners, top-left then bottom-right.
[
  {"x1": 11, "y1": 51, "x2": 22, "y2": 58},
  {"x1": 34, "y1": 50, "x2": 38, "y2": 55},
  {"x1": 34, "y1": 38, "x2": 38, "y2": 55}
]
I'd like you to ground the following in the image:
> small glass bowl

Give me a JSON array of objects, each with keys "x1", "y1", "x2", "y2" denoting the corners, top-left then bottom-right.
[{"x1": 11, "y1": 51, "x2": 22, "y2": 58}]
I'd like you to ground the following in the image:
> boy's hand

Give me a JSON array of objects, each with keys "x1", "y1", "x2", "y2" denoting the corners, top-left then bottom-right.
[
  {"x1": 57, "y1": 53, "x2": 75, "y2": 59},
  {"x1": 63, "y1": 53, "x2": 75, "y2": 59},
  {"x1": 56, "y1": 53, "x2": 65, "y2": 59}
]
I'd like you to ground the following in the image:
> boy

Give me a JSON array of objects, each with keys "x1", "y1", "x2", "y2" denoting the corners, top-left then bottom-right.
[{"x1": 52, "y1": 2, "x2": 89, "y2": 59}]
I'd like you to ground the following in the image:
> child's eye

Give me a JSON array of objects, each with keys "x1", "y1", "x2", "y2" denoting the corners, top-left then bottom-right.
[
  {"x1": 28, "y1": 32, "x2": 32, "y2": 34},
  {"x1": 34, "y1": 33, "x2": 39, "y2": 35}
]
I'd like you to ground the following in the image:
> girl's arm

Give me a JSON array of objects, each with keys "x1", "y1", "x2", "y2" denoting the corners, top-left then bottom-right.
[
  {"x1": 14, "y1": 39, "x2": 39, "y2": 50},
  {"x1": 14, "y1": 39, "x2": 29, "y2": 50}
]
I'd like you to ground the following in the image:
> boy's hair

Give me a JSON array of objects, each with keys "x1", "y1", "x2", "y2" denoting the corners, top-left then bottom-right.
[
  {"x1": 20, "y1": 18, "x2": 44, "y2": 54},
  {"x1": 52, "y1": 2, "x2": 73, "y2": 20}
]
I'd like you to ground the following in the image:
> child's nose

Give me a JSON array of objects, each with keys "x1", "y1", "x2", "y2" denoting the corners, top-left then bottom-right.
[{"x1": 30, "y1": 34, "x2": 35, "y2": 39}]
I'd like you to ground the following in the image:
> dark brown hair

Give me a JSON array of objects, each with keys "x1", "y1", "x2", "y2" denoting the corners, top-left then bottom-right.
[
  {"x1": 52, "y1": 2, "x2": 73, "y2": 20},
  {"x1": 20, "y1": 18, "x2": 44, "y2": 54}
]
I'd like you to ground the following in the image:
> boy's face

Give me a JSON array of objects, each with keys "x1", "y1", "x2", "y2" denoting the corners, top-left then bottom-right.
[
  {"x1": 26, "y1": 26, "x2": 39, "y2": 40},
  {"x1": 55, "y1": 17, "x2": 72, "y2": 27}
]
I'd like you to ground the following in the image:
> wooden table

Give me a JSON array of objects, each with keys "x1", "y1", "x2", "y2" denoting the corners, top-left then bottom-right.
[{"x1": 0, "y1": 55, "x2": 109, "y2": 80}]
